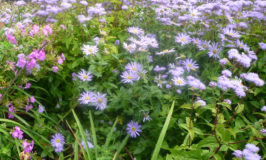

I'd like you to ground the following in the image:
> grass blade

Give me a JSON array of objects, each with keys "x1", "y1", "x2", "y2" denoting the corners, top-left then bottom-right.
[
  {"x1": 151, "y1": 100, "x2": 175, "y2": 160},
  {"x1": 74, "y1": 140, "x2": 79, "y2": 160},
  {"x1": 72, "y1": 109, "x2": 92, "y2": 160},
  {"x1": 105, "y1": 118, "x2": 118, "y2": 147},
  {"x1": 113, "y1": 135, "x2": 129, "y2": 160},
  {"x1": 89, "y1": 110, "x2": 98, "y2": 158}
]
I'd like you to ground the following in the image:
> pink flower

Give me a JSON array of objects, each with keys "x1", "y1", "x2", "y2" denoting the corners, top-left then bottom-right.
[
  {"x1": 29, "y1": 96, "x2": 35, "y2": 103},
  {"x1": 58, "y1": 58, "x2": 63, "y2": 64},
  {"x1": 43, "y1": 25, "x2": 52, "y2": 36},
  {"x1": 25, "y1": 104, "x2": 33, "y2": 112},
  {"x1": 22, "y1": 140, "x2": 34, "y2": 153},
  {"x1": 6, "y1": 34, "x2": 17, "y2": 44},
  {"x1": 11, "y1": 126, "x2": 23, "y2": 139},
  {"x1": 60, "y1": 24, "x2": 66, "y2": 30},
  {"x1": 16, "y1": 53, "x2": 27, "y2": 69},
  {"x1": 29, "y1": 25, "x2": 39, "y2": 37},
  {"x1": 26, "y1": 59, "x2": 37, "y2": 71},
  {"x1": 8, "y1": 105, "x2": 15, "y2": 119},
  {"x1": 25, "y1": 82, "x2": 31, "y2": 89},
  {"x1": 61, "y1": 53, "x2": 65, "y2": 61},
  {"x1": 37, "y1": 49, "x2": 46, "y2": 61},
  {"x1": 52, "y1": 66, "x2": 59, "y2": 73}
]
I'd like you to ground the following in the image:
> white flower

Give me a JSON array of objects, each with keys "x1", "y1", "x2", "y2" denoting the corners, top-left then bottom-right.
[{"x1": 81, "y1": 45, "x2": 98, "y2": 55}]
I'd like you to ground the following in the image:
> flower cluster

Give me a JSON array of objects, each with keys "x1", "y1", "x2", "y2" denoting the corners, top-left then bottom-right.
[
  {"x1": 11, "y1": 126, "x2": 24, "y2": 139},
  {"x1": 233, "y1": 143, "x2": 261, "y2": 160},
  {"x1": 79, "y1": 91, "x2": 107, "y2": 110},
  {"x1": 121, "y1": 62, "x2": 145, "y2": 84},
  {"x1": 51, "y1": 133, "x2": 65, "y2": 153}
]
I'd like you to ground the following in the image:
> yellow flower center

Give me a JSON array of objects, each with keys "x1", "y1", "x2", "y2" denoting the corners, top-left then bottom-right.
[
  {"x1": 128, "y1": 76, "x2": 132, "y2": 80},
  {"x1": 88, "y1": 48, "x2": 93, "y2": 52},
  {"x1": 177, "y1": 80, "x2": 183, "y2": 84},
  {"x1": 181, "y1": 38, "x2": 185, "y2": 42},
  {"x1": 132, "y1": 67, "x2": 137, "y2": 71},
  {"x1": 98, "y1": 98, "x2": 103, "y2": 103},
  {"x1": 83, "y1": 75, "x2": 88, "y2": 79},
  {"x1": 213, "y1": 49, "x2": 217, "y2": 54},
  {"x1": 229, "y1": 32, "x2": 233, "y2": 36},
  {"x1": 131, "y1": 127, "x2": 136, "y2": 131},
  {"x1": 162, "y1": 49, "x2": 168, "y2": 53},
  {"x1": 240, "y1": 45, "x2": 243, "y2": 48},
  {"x1": 85, "y1": 96, "x2": 90, "y2": 101},
  {"x1": 56, "y1": 139, "x2": 60, "y2": 143},
  {"x1": 188, "y1": 64, "x2": 192, "y2": 68}
]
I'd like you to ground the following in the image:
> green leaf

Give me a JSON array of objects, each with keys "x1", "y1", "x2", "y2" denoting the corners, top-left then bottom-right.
[
  {"x1": 72, "y1": 110, "x2": 92, "y2": 160},
  {"x1": 89, "y1": 111, "x2": 98, "y2": 158},
  {"x1": 151, "y1": 101, "x2": 175, "y2": 160},
  {"x1": 235, "y1": 104, "x2": 244, "y2": 114}
]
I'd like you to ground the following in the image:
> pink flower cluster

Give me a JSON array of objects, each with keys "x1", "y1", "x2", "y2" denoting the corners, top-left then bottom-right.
[
  {"x1": 16, "y1": 49, "x2": 46, "y2": 72},
  {"x1": 53, "y1": 53, "x2": 65, "y2": 73},
  {"x1": 11, "y1": 126, "x2": 23, "y2": 139}
]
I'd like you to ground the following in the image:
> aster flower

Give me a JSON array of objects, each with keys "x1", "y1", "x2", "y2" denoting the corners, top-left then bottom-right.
[
  {"x1": 51, "y1": 133, "x2": 65, "y2": 153},
  {"x1": 125, "y1": 62, "x2": 143, "y2": 73},
  {"x1": 77, "y1": 69, "x2": 93, "y2": 82},
  {"x1": 155, "y1": 48, "x2": 175, "y2": 55},
  {"x1": 11, "y1": 126, "x2": 23, "y2": 139},
  {"x1": 197, "y1": 40, "x2": 210, "y2": 51},
  {"x1": 172, "y1": 77, "x2": 186, "y2": 86},
  {"x1": 191, "y1": 38, "x2": 201, "y2": 45},
  {"x1": 208, "y1": 43, "x2": 221, "y2": 58},
  {"x1": 92, "y1": 92, "x2": 107, "y2": 110},
  {"x1": 223, "y1": 28, "x2": 240, "y2": 38},
  {"x1": 175, "y1": 33, "x2": 191, "y2": 46},
  {"x1": 169, "y1": 66, "x2": 184, "y2": 77},
  {"x1": 154, "y1": 75, "x2": 167, "y2": 88},
  {"x1": 123, "y1": 43, "x2": 136, "y2": 54},
  {"x1": 79, "y1": 91, "x2": 95, "y2": 105},
  {"x1": 143, "y1": 112, "x2": 152, "y2": 123},
  {"x1": 81, "y1": 140, "x2": 94, "y2": 149},
  {"x1": 154, "y1": 65, "x2": 166, "y2": 72},
  {"x1": 126, "y1": 121, "x2": 142, "y2": 138},
  {"x1": 81, "y1": 45, "x2": 98, "y2": 56},
  {"x1": 121, "y1": 71, "x2": 139, "y2": 84},
  {"x1": 182, "y1": 58, "x2": 199, "y2": 72},
  {"x1": 128, "y1": 27, "x2": 144, "y2": 36}
]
